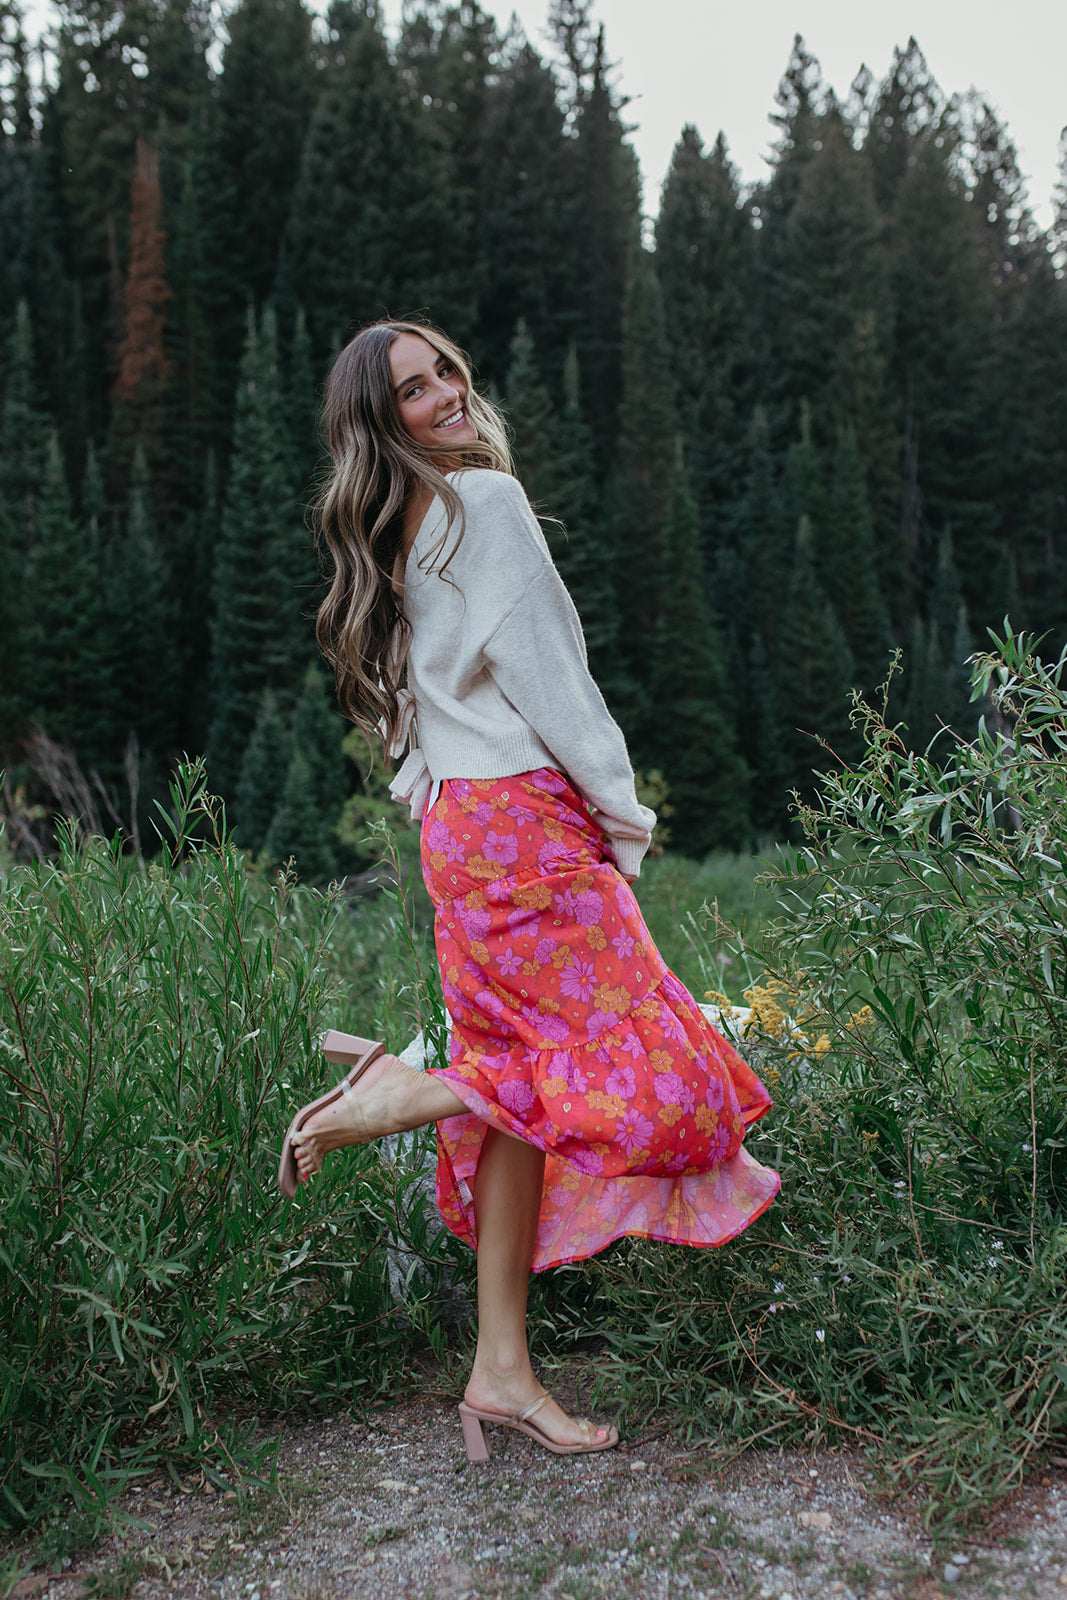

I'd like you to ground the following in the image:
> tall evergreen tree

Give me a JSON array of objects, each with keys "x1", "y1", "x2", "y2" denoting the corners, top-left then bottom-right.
[
  {"x1": 23, "y1": 432, "x2": 105, "y2": 753},
  {"x1": 235, "y1": 688, "x2": 291, "y2": 853},
  {"x1": 550, "y1": 5, "x2": 640, "y2": 469},
  {"x1": 646, "y1": 453, "x2": 749, "y2": 854},
  {"x1": 888, "y1": 124, "x2": 999, "y2": 620},
  {"x1": 289, "y1": 661, "x2": 349, "y2": 826},
  {"x1": 0, "y1": 301, "x2": 51, "y2": 743},
  {"x1": 777, "y1": 515, "x2": 857, "y2": 804},
  {"x1": 865, "y1": 39, "x2": 942, "y2": 212},
  {"x1": 504, "y1": 319, "x2": 557, "y2": 509},
  {"x1": 101, "y1": 440, "x2": 174, "y2": 764},
  {"x1": 821, "y1": 426, "x2": 894, "y2": 692},
  {"x1": 264, "y1": 746, "x2": 339, "y2": 882},
  {"x1": 206, "y1": 305, "x2": 310, "y2": 794},
  {"x1": 213, "y1": 0, "x2": 316, "y2": 314},
  {"x1": 278, "y1": 0, "x2": 459, "y2": 357},
  {"x1": 606, "y1": 248, "x2": 677, "y2": 735},
  {"x1": 737, "y1": 630, "x2": 792, "y2": 840},
  {"x1": 476, "y1": 39, "x2": 574, "y2": 383},
  {"x1": 654, "y1": 126, "x2": 754, "y2": 550},
  {"x1": 397, "y1": 0, "x2": 500, "y2": 348},
  {"x1": 549, "y1": 344, "x2": 617, "y2": 685}
]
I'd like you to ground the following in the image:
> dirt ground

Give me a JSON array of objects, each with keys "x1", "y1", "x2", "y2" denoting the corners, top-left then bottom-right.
[{"x1": 8, "y1": 1395, "x2": 1067, "y2": 1600}]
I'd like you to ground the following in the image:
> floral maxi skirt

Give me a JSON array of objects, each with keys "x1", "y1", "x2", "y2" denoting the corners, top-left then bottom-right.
[{"x1": 420, "y1": 768, "x2": 781, "y2": 1271}]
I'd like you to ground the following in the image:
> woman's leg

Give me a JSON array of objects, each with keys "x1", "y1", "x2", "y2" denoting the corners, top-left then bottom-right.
[
  {"x1": 464, "y1": 1127, "x2": 614, "y2": 1448},
  {"x1": 292, "y1": 1053, "x2": 466, "y2": 1180}
]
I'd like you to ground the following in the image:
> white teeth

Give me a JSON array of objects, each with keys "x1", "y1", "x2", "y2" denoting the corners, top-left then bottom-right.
[{"x1": 436, "y1": 408, "x2": 465, "y2": 429}]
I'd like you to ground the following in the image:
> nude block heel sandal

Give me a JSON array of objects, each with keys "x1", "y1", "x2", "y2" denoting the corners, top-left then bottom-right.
[
  {"x1": 459, "y1": 1404, "x2": 492, "y2": 1462},
  {"x1": 276, "y1": 1031, "x2": 387, "y2": 1199},
  {"x1": 457, "y1": 1399, "x2": 619, "y2": 1461}
]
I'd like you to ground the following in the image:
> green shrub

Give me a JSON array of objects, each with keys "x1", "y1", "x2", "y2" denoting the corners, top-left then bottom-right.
[
  {"x1": 0, "y1": 767, "x2": 462, "y2": 1532},
  {"x1": 539, "y1": 632, "x2": 1067, "y2": 1533}
]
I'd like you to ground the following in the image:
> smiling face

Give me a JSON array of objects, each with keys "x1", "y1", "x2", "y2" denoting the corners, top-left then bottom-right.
[{"x1": 388, "y1": 332, "x2": 479, "y2": 455}]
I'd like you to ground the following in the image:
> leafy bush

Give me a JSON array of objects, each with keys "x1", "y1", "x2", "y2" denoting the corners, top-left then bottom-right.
[
  {"x1": 0, "y1": 767, "x2": 464, "y2": 1532},
  {"x1": 540, "y1": 632, "x2": 1067, "y2": 1532}
]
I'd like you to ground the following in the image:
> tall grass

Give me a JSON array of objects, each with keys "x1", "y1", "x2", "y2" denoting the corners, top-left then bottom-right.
[
  {"x1": 0, "y1": 768, "x2": 464, "y2": 1533},
  {"x1": 537, "y1": 632, "x2": 1067, "y2": 1533},
  {"x1": 6, "y1": 632, "x2": 1066, "y2": 1538}
]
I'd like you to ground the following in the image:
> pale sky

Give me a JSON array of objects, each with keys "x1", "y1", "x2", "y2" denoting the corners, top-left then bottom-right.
[
  {"x1": 19, "y1": 0, "x2": 1066, "y2": 231},
  {"x1": 379, "y1": 0, "x2": 1066, "y2": 233}
]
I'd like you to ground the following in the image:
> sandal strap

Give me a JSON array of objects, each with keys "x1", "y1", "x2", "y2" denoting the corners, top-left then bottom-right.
[{"x1": 514, "y1": 1396, "x2": 549, "y2": 1426}]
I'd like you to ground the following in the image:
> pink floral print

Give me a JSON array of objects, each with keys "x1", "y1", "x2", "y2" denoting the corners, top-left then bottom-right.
[{"x1": 420, "y1": 768, "x2": 780, "y2": 1271}]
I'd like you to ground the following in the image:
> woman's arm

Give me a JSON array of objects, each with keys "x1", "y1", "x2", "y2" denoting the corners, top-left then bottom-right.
[{"x1": 470, "y1": 480, "x2": 655, "y2": 877}]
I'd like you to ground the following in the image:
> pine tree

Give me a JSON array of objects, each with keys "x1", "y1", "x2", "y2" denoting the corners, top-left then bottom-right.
[
  {"x1": 100, "y1": 441, "x2": 174, "y2": 763},
  {"x1": 609, "y1": 247, "x2": 677, "y2": 711},
  {"x1": 865, "y1": 39, "x2": 942, "y2": 212},
  {"x1": 777, "y1": 514, "x2": 857, "y2": 803},
  {"x1": 550, "y1": 6, "x2": 640, "y2": 469},
  {"x1": 772, "y1": 115, "x2": 893, "y2": 475},
  {"x1": 821, "y1": 426, "x2": 894, "y2": 692},
  {"x1": 755, "y1": 35, "x2": 828, "y2": 300},
  {"x1": 784, "y1": 400, "x2": 827, "y2": 540},
  {"x1": 112, "y1": 136, "x2": 173, "y2": 404},
  {"x1": 264, "y1": 747, "x2": 339, "y2": 883},
  {"x1": 277, "y1": 1, "x2": 458, "y2": 358},
  {"x1": 549, "y1": 344, "x2": 617, "y2": 684},
  {"x1": 287, "y1": 306, "x2": 321, "y2": 496},
  {"x1": 902, "y1": 616, "x2": 939, "y2": 750},
  {"x1": 476, "y1": 38, "x2": 575, "y2": 383},
  {"x1": 888, "y1": 124, "x2": 999, "y2": 620},
  {"x1": 504, "y1": 319, "x2": 558, "y2": 509},
  {"x1": 0, "y1": 302, "x2": 53, "y2": 744},
  {"x1": 738, "y1": 631, "x2": 792, "y2": 839},
  {"x1": 654, "y1": 126, "x2": 754, "y2": 548},
  {"x1": 23, "y1": 432, "x2": 106, "y2": 753},
  {"x1": 109, "y1": 135, "x2": 175, "y2": 506},
  {"x1": 235, "y1": 688, "x2": 291, "y2": 853},
  {"x1": 397, "y1": 0, "x2": 500, "y2": 348},
  {"x1": 214, "y1": 0, "x2": 316, "y2": 313},
  {"x1": 732, "y1": 405, "x2": 788, "y2": 649},
  {"x1": 289, "y1": 661, "x2": 349, "y2": 827},
  {"x1": 647, "y1": 453, "x2": 749, "y2": 854},
  {"x1": 206, "y1": 306, "x2": 310, "y2": 795}
]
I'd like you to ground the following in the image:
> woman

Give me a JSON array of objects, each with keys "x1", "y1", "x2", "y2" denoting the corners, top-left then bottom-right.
[{"x1": 279, "y1": 319, "x2": 780, "y2": 1462}]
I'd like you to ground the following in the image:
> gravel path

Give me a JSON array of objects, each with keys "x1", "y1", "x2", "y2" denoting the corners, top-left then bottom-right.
[{"x1": 9, "y1": 1398, "x2": 1067, "y2": 1600}]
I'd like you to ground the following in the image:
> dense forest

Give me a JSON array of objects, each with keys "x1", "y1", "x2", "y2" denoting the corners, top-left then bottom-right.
[{"x1": 1, "y1": 0, "x2": 1065, "y2": 865}]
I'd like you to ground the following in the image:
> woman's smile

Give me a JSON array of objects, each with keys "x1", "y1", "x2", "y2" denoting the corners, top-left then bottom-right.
[{"x1": 390, "y1": 331, "x2": 479, "y2": 452}]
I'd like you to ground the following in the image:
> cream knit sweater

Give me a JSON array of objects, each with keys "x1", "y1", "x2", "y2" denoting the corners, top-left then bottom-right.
[{"x1": 389, "y1": 468, "x2": 656, "y2": 879}]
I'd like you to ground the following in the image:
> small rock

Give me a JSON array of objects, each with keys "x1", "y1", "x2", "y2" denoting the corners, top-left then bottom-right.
[
  {"x1": 377, "y1": 1478, "x2": 417, "y2": 1493},
  {"x1": 950, "y1": 1552, "x2": 969, "y2": 1566},
  {"x1": 799, "y1": 1511, "x2": 833, "y2": 1530},
  {"x1": 943, "y1": 1562, "x2": 961, "y2": 1584},
  {"x1": 629, "y1": 1459, "x2": 648, "y2": 1471}
]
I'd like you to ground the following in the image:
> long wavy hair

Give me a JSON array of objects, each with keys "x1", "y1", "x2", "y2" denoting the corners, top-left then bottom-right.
[{"x1": 314, "y1": 319, "x2": 512, "y2": 755}]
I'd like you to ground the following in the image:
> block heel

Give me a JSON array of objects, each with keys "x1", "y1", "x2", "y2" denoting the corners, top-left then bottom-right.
[{"x1": 458, "y1": 1403, "x2": 491, "y2": 1462}]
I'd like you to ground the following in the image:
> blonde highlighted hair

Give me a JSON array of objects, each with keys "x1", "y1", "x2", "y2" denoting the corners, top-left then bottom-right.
[{"x1": 314, "y1": 319, "x2": 513, "y2": 754}]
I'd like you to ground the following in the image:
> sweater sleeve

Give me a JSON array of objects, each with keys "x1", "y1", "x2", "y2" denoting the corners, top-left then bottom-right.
[{"x1": 476, "y1": 490, "x2": 656, "y2": 878}]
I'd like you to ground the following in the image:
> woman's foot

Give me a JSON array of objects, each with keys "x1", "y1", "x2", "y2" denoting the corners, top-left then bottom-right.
[
  {"x1": 291, "y1": 1055, "x2": 464, "y2": 1182},
  {"x1": 463, "y1": 1371, "x2": 615, "y2": 1450}
]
